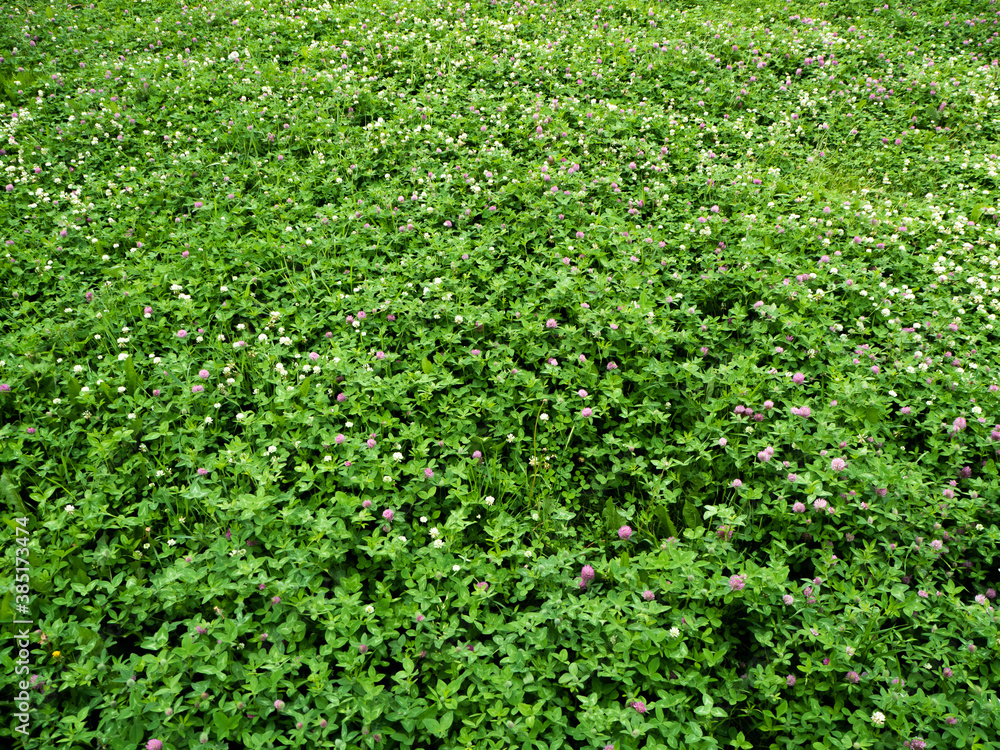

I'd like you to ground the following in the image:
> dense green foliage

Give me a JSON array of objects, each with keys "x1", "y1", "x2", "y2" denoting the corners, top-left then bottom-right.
[{"x1": 1, "y1": 0, "x2": 999, "y2": 748}]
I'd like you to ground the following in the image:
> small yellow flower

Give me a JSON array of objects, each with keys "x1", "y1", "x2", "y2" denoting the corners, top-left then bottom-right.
[{"x1": 52, "y1": 651, "x2": 61, "y2": 659}]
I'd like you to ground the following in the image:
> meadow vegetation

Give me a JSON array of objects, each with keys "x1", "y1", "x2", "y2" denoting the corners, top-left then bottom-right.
[{"x1": 1, "y1": 0, "x2": 999, "y2": 748}]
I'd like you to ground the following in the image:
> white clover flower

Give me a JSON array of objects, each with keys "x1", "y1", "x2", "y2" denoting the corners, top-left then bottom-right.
[
  {"x1": 433, "y1": 539, "x2": 445, "y2": 549},
  {"x1": 429, "y1": 527, "x2": 440, "y2": 538},
  {"x1": 452, "y1": 564, "x2": 461, "y2": 572},
  {"x1": 393, "y1": 452, "x2": 403, "y2": 462},
  {"x1": 364, "y1": 605, "x2": 375, "y2": 615},
  {"x1": 669, "y1": 627, "x2": 680, "y2": 638},
  {"x1": 539, "y1": 413, "x2": 549, "y2": 421},
  {"x1": 167, "y1": 539, "x2": 176, "y2": 546},
  {"x1": 484, "y1": 496, "x2": 495, "y2": 506},
  {"x1": 871, "y1": 711, "x2": 885, "y2": 727},
  {"x1": 65, "y1": 504, "x2": 76, "y2": 514}
]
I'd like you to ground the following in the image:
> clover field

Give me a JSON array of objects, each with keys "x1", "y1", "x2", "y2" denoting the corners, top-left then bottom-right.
[{"x1": 1, "y1": 1, "x2": 1000, "y2": 749}]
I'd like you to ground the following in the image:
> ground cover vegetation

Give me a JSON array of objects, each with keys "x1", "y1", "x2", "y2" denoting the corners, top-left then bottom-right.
[{"x1": 1, "y1": 0, "x2": 999, "y2": 748}]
